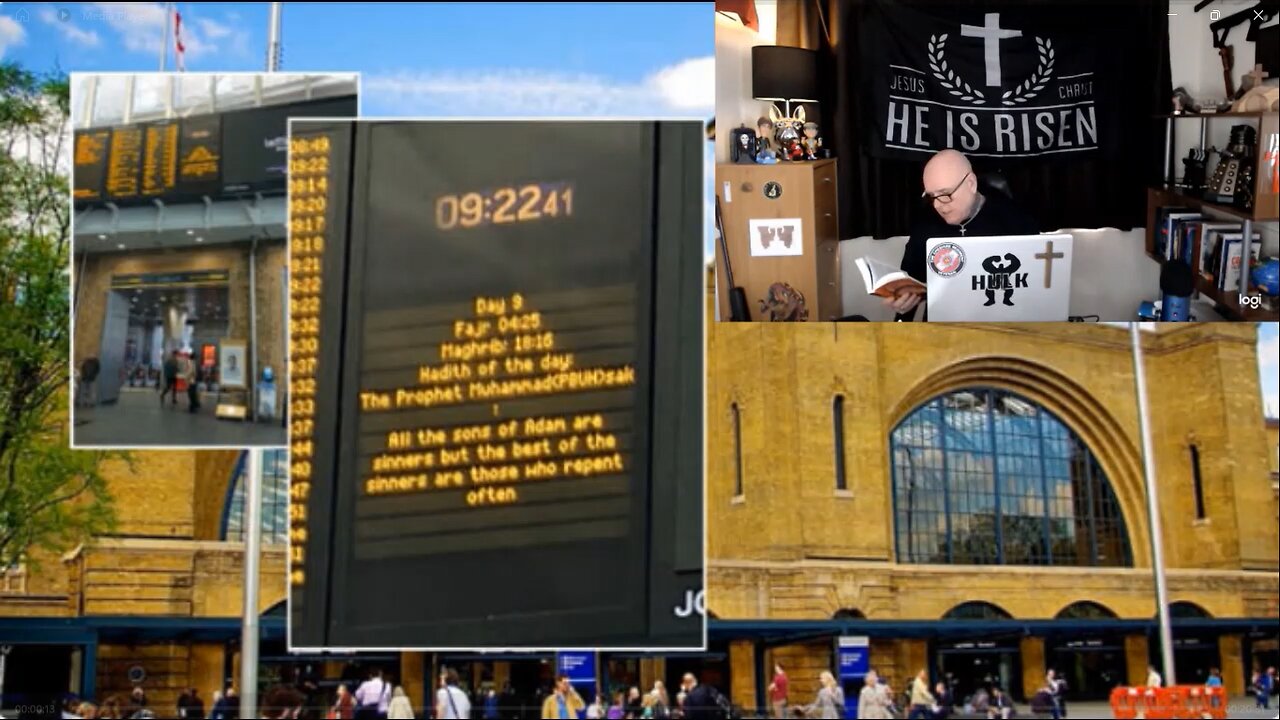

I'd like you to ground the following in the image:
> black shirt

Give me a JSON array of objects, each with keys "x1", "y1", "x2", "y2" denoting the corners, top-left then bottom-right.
[{"x1": 899, "y1": 191, "x2": 1039, "y2": 282}]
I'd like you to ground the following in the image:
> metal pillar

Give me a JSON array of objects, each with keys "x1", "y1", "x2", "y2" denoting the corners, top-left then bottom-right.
[
  {"x1": 239, "y1": 449, "x2": 263, "y2": 719},
  {"x1": 1130, "y1": 323, "x2": 1176, "y2": 686},
  {"x1": 267, "y1": 3, "x2": 283, "y2": 72}
]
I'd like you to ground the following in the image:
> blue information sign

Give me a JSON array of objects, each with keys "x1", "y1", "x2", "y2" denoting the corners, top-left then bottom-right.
[
  {"x1": 838, "y1": 643, "x2": 870, "y2": 678},
  {"x1": 556, "y1": 651, "x2": 597, "y2": 685},
  {"x1": 837, "y1": 637, "x2": 870, "y2": 719}
]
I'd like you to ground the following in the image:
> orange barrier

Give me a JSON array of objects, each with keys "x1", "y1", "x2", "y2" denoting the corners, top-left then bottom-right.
[{"x1": 1108, "y1": 685, "x2": 1227, "y2": 719}]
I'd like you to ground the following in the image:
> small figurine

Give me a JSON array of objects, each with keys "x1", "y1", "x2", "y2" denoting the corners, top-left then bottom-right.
[
  {"x1": 730, "y1": 125, "x2": 757, "y2": 164},
  {"x1": 801, "y1": 121, "x2": 822, "y2": 160},
  {"x1": 1172, "y1": 87, "x2": 1202, "y2": 115},
  {"x1": 770, "y1": 104, "x2": 806, "y2": 161},
  {"x1": 754, "y1": 116, "x2": 774, "y2": 161},
  {"x1": 1181, "y1": 147, "x2": 1207, "y2": 193}
]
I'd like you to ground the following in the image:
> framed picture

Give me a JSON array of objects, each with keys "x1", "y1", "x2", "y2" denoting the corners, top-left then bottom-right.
[{"x1": 220, "y1": 340, "x2": 247, "y2": 389}]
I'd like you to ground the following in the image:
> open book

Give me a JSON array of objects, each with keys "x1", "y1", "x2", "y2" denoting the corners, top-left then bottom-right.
[{"x1": 855, "y1": 257, "x2": 926, "y2": 298}]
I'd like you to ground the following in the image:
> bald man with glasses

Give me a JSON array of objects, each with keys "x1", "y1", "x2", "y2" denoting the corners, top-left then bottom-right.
[{"x1": 887, "y1": 149, "x2": 1038, "y2": 317}]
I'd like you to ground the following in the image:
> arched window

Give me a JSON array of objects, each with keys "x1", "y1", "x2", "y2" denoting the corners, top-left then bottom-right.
[
  {"x1": 731, "y1": 403, "x2": 744, "y2": 497},
  {"x1": 891, "y1": 388, "x2": 1132, "y2": 567},
  {"x1": 833, "y1": 608, "x2": 866, "y2": 620},
  {"x1": 833, "y1": 395, "x2": 848, "y2": 491},
  {"x1": 943, "y1": 601, "x2": 1012, "y2": 621},
  {"x1": 223, "y1": 449, "x2": 289, "y2": 544},
  {"x1": 1168, "y1": 602, "x2": 1212, "y2": 619},
  {"x1": 1056, "y1": 601, "x2": 1118, "y2": 620}
]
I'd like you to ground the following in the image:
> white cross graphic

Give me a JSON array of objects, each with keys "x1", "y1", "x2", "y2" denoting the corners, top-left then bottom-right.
[{"x1": 961, "y1": 13, "x2": 1023, "y2": 87}]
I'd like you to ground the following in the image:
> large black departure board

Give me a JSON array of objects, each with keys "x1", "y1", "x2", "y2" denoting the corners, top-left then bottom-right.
[
  {"x1": 289, "y1": 120, "x2": 704, "y2": 649},
  {"x1": 72, "y1": 95, "x2": 356, "y2": 207}
]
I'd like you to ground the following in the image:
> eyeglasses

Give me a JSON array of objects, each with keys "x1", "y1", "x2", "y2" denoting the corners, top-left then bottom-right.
[{"x1": 921, "y1": 171, "x2": 971, "y2": 204}]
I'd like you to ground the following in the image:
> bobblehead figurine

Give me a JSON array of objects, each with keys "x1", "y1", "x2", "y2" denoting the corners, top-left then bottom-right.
[
  {"x1": 755, "y1": 116, "x2": 775, "y2": 160},
  {"x1": 801, "y1": 122, "x2": 822, "y2": 161}
]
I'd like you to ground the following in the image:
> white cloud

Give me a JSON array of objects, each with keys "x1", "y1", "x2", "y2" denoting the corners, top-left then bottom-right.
[
  {"x1": 39, "y1": 8, "x2": 102, "y2": 47},
  {"x1": 0, "y1": 16, "x2": 26, "y2": 58},
  {"x1": 363, "y1": 56, "x2": 714, "y2": 117},
  {"x1": 196, "y1": 17, "x2": 233, "y2": 40},
  {"x1": 649, "y1": 57, "x2": 714, "y2": 110},
  {"x1": 84, "y1": 2, "x2": 248, "y2": 64}
]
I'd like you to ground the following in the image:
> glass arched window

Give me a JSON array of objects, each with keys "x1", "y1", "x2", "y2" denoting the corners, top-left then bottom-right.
[
  {"x1": 943, "y1": 601, "x2": 1012, "y2": 621},
  {"x1": 1056, "y1": 601, "x2": 1118, "y2": 620},
  {"x1": 833, "y1": 608, "x2": 866, "y2": 620},
  {"x1": 223, "y1": 449, "x2": 289, "y2": 544},
  {"x1": 891, "y1": 388, "x2": 1132, "y2": 567}
]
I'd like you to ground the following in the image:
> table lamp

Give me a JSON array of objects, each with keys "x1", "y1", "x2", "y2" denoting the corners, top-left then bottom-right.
[{"x1": 751, "y1": 45, "x2": 819, "y2": 120}]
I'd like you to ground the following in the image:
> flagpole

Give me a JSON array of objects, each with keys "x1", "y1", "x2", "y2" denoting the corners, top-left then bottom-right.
[
  {"x1": 267, "y1": 2, "x2": 283, "y2": 72},
  {"x1": 1130, "y1": 323, "x2": 1176, "y2": 686},
  {"x1": 158, "y1": 2, "x2": 170, "y2": 71}
]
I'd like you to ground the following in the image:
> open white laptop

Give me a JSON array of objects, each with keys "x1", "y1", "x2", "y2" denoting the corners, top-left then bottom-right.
[{"x1": 924, "y1": 233, "x2": 1073, "y2": 321}]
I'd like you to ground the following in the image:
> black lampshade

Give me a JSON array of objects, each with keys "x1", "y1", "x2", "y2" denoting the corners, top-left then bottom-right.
[{"x1": 752, "y1": 46, "x2": 819, "y2": 103}]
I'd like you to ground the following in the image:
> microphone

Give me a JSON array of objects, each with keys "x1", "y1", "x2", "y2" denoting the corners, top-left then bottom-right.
[{"x1": 1159, "y1": 260, "x2": 1195, "y2": 321}]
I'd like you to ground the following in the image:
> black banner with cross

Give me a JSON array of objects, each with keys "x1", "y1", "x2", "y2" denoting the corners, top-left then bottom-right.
[{"x1": 859, "y1": 3, "x2": 1129, "y2": 160}]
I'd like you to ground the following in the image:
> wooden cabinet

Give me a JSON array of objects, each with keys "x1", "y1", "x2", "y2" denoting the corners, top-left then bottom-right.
[{"x1": 715, "y1": 159, "x2": 842, "y2": 321}]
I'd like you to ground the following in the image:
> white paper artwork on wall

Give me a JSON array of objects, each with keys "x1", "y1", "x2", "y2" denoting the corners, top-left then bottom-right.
[{"x1": 749, "y1": 217, "x2": 804, "y2": 257}]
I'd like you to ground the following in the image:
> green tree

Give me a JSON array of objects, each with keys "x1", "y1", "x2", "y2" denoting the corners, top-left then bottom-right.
[{"x1": 0, "y1": 62, "x2": 118, "y2": 569}]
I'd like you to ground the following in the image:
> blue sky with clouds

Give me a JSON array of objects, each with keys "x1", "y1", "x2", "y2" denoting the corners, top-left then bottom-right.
[
  {"x1": 1, "y1": 1, "x2": 715, "y2": 253},
  {"x1": 1, "y1": 2, "x2": 712, "y2": 114}
]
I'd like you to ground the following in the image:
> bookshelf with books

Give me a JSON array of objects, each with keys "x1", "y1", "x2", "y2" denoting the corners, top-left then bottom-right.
[{"x1": 1145, "y1": 111, "x2": 1278, "y2": 321}]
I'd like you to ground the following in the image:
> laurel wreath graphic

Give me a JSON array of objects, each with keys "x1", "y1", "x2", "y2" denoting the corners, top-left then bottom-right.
[
  {"x1": 1001, "y1": 37, "x2": 1055, "y2": 105},
  {"x1": 928, "y1": 34, "x2": 986, "y2": 102}
]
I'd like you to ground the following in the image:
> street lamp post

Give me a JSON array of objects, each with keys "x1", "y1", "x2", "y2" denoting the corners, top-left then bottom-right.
[
  {"x1": 239, "y1": 450, "x2": 264, "y2": 719},
  {"x1": 1130, "y1": 323, "x2": 1176, "y2": 686}
]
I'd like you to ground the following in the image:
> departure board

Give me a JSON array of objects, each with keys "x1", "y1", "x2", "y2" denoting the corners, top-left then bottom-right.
[
  {"x1": 71, "y1": 95, "x2": 356, "y2": 208},
  {"x1": 290, "y1": 120, "x2": 704, "y2": 650},
  {"x1": 105, "y1": 126, "x2": 143, "y2": 200},
  {"x1": 178, "y1": 114, "x2": 221, "y2": 196},
  {"x1": 142, "y1": 121, "x2": 180, "y2": 197},
  {"x1": 73, "y1": 129, "x2": 109, "y2": 201}
]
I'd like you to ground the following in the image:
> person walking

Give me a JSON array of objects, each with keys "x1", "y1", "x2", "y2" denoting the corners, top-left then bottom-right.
[
  {"x1": 907, "y1": 670, "x2": 936, "y2": 720},
  {"x1": 540, "y1": 675, "x2": 585, "y2": 720},
  {"x1": 332, "y1": 685, "x2": 356, "y2": 720},
  {"x1": 607, "y1": 692, "x2": 626, "y2": 720},
  {"x1": 1046, "y1": 669, "x2": 1067, "y2": 720},
  {"x1": 437, "y1": 668, "x2": 472, "y2": 719},
  {"x1": 768, "y1": 664, "x2": 789, "y2": 719},
  {"x1": 679, "y1": 674, "x2": 717, "y2": 720},
  {"x1": 857, "y1": 670, "x2": 892, "y2": 719},
  {"x1": 625, "y1": 687, "x2": 643, "y2": 719},
  {"x1": 651, "y1": 682, "x2": 670, "y2": 719},
  {"x1": 388, "y1": 686, "x2": 414, "y2": 719},
  {"x1": 159, "y1": 350, "x2": 181, "y2": 408},
  {"x1": 355, "y1": 669, "x2": 390, "y2": 720},
  {"x1": 186, "y1": 357, "x2": 202, "y2": 413},
  {"x1": 481, "y1": 689, "x2": 500, "y2": 720},
  {"x1": 211, "y1": 686, "x2": 239, "y2": 720},
  {"x1": 1255, "y1": 668, "x2": 1274, "y2": 710},
  {"x1": 802, "y1": 671, "x2": 844, "y2": 720},
  {"x1": 987, "y1": 688, "x2": 1014, "y2": 720}
]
